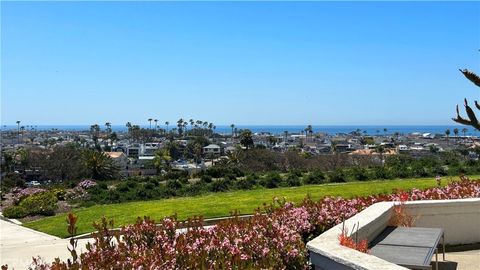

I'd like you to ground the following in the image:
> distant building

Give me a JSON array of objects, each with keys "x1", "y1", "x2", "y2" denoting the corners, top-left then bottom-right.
[
  {"x1": 104, "y1": 151, "x2": 128, "y2": 170},
  {"x1": 203, "y1": 144, "x2": 221, "y2": 156}
]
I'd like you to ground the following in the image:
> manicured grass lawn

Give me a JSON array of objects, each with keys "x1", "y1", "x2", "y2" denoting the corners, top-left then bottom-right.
[{"x1": 24, "y1": 175, "x2": 477, "y2": 238}]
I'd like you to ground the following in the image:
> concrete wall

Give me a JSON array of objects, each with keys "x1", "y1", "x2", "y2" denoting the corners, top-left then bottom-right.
[
  {"x1": 405, "y1": 198, "x2": 480, "y2": 245},
  {"x1": 307, "y1": 198, "x2": 480, "y2": 270}
]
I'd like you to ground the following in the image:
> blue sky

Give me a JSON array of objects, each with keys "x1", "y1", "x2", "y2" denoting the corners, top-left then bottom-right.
[{"x1": 2, "y1": 1, "x2": 479, "y2": 126}]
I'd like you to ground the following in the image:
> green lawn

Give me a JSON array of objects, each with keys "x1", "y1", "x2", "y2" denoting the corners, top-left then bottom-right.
[{"x1": 24, "y1": 175, "x2": 476, "y2": 238}]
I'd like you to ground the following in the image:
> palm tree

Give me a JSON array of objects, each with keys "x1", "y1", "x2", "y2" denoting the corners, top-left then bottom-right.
[
  {"x1": 208, "y1": 122, "x2": 214, "y2": 136},
  {"x1": 81, "y1": 149, "x2": 119, "y2": 180},
  {"x1": 454, "y1": 128, "x2": 459, "y2": 140},
  {"x1": 153, "y1": 149, "x2": 172, "y2": 173},
  {"x1": 445, "y1": 129, "x2": 451, "y2": 143},
  {"x1": 230, "y1": 124, "x2": 235, "y2": 138},
  {"x1": 148, "y1": 118, "x2": 153, "y2": 130},
  {"x1": 20, "y1": 126, "x2": 25, "y2": 144},
  {"x1": 105, "y1": 122, "x2": 111, "y2": 133},
  {"x1": 394, "y1": 132, "x2": 400, "y2": 141},
  {"x1": 462, "y1": 128, "x2": 468, "y2": 137},
  {"x1": 177, "y1": 118, "x2": 184, "y2": 137},
  {"x1": 189, "y1": 119, "x2": 194, "y2": 130},
  {"x1": 376, "y1": 145, "x2": 385, "y2": 164},
  {"x1": 165, "y1": 121, "x2": 169, "y2": 133},
  {"x1": 383, "y1": 128, "x2": 388, "y2": 136},
  {"x1": 154, "y1": 119, "x2": 158, "y2": 131},
  {"x1": 90, "y1": 124, "x2": 100, "y2": 147},
  {"x1": 126, "y1": 122, "x2": 132, "y2": 142},
  {"x1": 183, "y1": 122, "x2": 188, "y2": 135},
  {"x1": 306, "y1": 125, "x2": 313, "y2": 143},
  {"x1": 105, "y1": 122, "x2": 112, "y2": 147},
  {"x1": 16, "y1": 120, "x2": 20, "y2": 145}
]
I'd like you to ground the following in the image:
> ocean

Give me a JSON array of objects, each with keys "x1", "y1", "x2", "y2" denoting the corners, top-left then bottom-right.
[{"x1": 1, "y1": 125, "x2": 477, "y2": 136}]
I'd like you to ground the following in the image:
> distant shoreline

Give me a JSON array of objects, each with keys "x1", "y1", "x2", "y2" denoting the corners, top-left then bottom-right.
[{"x1": 1, "y1": 124, "x2": 476, "y2": 136}]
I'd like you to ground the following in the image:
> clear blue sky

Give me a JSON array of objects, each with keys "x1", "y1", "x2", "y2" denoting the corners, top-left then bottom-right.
[{"x1": 2, "y1": 1, "x2": 479, "y2": 126}]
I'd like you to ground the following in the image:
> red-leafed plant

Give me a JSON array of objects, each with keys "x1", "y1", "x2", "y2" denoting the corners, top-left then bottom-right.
[
  {"x1": 390, "y1": 191, "x2": 416, "y2": 227},
  {"x1": 338, "y1": 222, "x2": 369, "y2": 253}
]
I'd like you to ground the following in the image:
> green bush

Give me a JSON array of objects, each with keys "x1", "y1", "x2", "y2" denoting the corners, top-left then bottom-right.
[
  {"x1": 303, "y1": 170, "x2": 326, "y2": 185},
  {"x1": 328, "y1": 169, "x2": 347, "y2": 183},
  {"x1": 210, "y1": 179, "x2": 230, "y2": 192},
  {"x1": 372, "y1": 166, "x2": 393, "y2": 180},
  {"x1": 52, "y1": 188, "x2": 67, "y2": 201},
  {"x1": 262, "y1": 172, "x2": 283, "y2": 188},
  {"x1": 350, "y1": 167, "x2": 369, "y2": 181},
  {"x1": 285, "y1": 177, "x2": 302, "y2": 187},
  {"x1": 236, "y1": 175, "x2": 257, "y2": 190},
  {"x1": 19, "y1": 191, "x2": 58, "y2": 216},
  {"x1": 3, "y1": 205, "x2": 28, "y2": 219},
  {"x1": 201, "y1": 175, "x2": 213, "y2": 183}
]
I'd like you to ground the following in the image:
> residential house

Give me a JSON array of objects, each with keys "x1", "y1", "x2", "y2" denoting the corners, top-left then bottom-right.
[{"x1": 203, "y1": 144, "x2": 221, "y2": 156}]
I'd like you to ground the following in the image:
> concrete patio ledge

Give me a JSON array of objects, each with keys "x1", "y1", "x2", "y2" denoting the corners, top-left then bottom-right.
[{"x1": 306, "y1": 198, "x2": 480, "y2": 270}]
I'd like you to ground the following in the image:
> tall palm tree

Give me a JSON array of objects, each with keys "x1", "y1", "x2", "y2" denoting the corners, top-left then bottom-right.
[
  {"x1": 148, "y1": 118, "x2": 153, "y2": 130},
  {"x1": 105, "y1": 122, "x2": 111, "y2": 133},
  {"x1": 454, "y1": 128, "x2": 459, "y2": 139},
  {"x1": 165, "y1": 121, "x2": 169, "y2": 133},
  {"x1": 90, "y1": 124, "x2": 100, "y2": 147},
  {"x1": 16, "y1": 120, "x2": 21, "y2": 145},
  {"x1": 154, "y1": 119, "x2": 158, "y2": 131},
  {"x1": 177, "y1": 118, "x2": 184, "y2": 137},
  {"x1": 383, "y1": 128, "x2": 388, "y2": 136},
  {"x1": 189, "y1": 119, "x2": 194, "y2": 130},
  {"x1": 208, "y1": 122, "x2": 214, "y2": 133},
  {"x1": 20, "y1": 126, "x2": 25, "y2": 144},
  {"x1": 445, "y1": 129, "x2": 450, "y2": 143},
  {"x1": 105, "y1": 122, "x2": 112, "y2": 147},
  {"x1": 230, "y1": 124, "x2": 235, "y2": 138},
  {"x1": 462, "y1": 128, "x2": 468, "y2": 137},
  {"x1": 183, "y1": 122, "x2": 188, "y2": 135},
  {"x1": 306, "y1": 125, "x2": 313, "y2": 143},
  {"x1": 126, "y1": 122, "x2": 132, "y2": 141}
]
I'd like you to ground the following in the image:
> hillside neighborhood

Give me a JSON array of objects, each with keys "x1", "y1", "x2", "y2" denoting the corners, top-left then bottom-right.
[{"x1": 1, "y1": 124, "x2": 479, "y2": 182}]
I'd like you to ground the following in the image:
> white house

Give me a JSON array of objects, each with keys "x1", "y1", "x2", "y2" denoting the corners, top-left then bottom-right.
[{"x1": 203, "y1": 144, "x2": 221, "y2": 156}]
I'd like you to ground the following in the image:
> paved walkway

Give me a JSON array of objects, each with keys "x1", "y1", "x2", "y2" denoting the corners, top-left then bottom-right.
[
  {"x1": 432, "y1": 250, "x2": 480, "y2": 270},
  {"x1": 0, "y1": 218, "x2": 91, "y2": 269}
]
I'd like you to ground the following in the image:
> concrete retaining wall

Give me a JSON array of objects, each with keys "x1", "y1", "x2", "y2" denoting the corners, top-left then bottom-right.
[
  {"x1": 306, "y1": 198, "x2": 480, "y2": 270},
  {"x1": 405, "y1": 198, "x2": 480, "y2": 245}
]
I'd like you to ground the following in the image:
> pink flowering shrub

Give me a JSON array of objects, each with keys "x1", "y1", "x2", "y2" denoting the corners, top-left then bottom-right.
[
  {"x1": 26, "y1": 178, "x2": 480, "y2": 269},
  {"x1": 19, "y1": 187, "x2": 46, "y2": 196},
  {"x1": 12, "y1": 187, "x2": 46, "y2": 202},
  {"x1": 77, "y1": 179, "x2": 97, "y2": 189}
]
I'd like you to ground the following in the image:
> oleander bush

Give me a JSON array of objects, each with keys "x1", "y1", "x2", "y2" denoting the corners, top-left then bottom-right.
[{"x1": 24, "y1": 177, "x2": 480, "y2": 269}]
